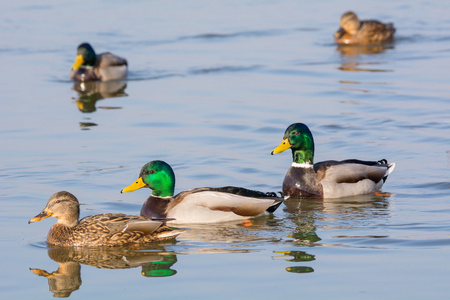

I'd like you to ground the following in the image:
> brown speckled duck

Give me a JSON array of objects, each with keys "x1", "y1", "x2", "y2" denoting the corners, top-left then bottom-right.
[
  {"x1": 334, "y1": 11, "x2": 395, "y2": 45},
  {"x1": 29, "y1": 191, "x2": 183, "y2": 246},
  {"x1": 69, "y1": 43, "x2": 128, "y2": 82},
  {"x1": 271, "y1": 123, "x2": 395, "y2": 199}
]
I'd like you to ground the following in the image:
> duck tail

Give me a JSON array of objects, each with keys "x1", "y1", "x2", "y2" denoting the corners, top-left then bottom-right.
[
  {"x1": 382, "y1": 162, "x2": 396, "y2": 183},
  {"x1": 266, "y1": 199, "x2": 283, "y2": 213},
  {"x1": 157, "y1": 229, "x2": 186, "y2": 240}
]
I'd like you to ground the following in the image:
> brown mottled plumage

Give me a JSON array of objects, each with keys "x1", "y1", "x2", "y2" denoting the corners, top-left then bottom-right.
[
  {"x1": 29, "y1": 191, "x2": 183, "y2": 247},
  {"x1": 334, "y1": 11, "x2": 395, "y2": 45}
]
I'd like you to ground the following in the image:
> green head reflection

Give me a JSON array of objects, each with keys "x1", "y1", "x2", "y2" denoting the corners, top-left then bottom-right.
[
  {"x1": 141, "y1": 254, "x2": 177, "y2": 277},
  {"x1": 286, "y1": 266, "x2": 314, "y2": 274}
]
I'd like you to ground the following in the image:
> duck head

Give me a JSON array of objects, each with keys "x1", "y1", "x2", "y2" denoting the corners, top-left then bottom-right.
[
  {"x1": 72, "y1": 43, "x2": 96, "y2": 70},
  {"x1": 335, "y1": 11, "x2": 361, "y2": 39},
  {"x1": 271, "y1": 123, "x2": 315, "y2": 164},
  {"x1": 29, "y1": 191, "x2": 80, "y2": 227},
  {"x1": 121, "y1": 160, "x2": 175, "y2": 197}
]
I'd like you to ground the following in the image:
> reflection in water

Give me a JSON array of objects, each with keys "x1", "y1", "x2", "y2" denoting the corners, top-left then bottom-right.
[
  {"x1": 284, "y1": 194, "x2": 390, "y2": 246},
  {"x1": 283, "y1": 199, "x2": 322, "y2": 246},
  {"x1": 31, "y1": 262, "x2": 81, "y2": 298},
  {"x1": 141, "y1": 254, "x2": 177, "y2": 277},
  {"x1": 72, "y1": 81, "x2": 128, "y2": 113},
  {"x1": 176, "y1": 216, "x2": 285, "y2": 252},
  {"x1": 79, "y1": 121, "x2": 98, "y2": 128},
  {"x1": 285, "y1": 266, "x2": 314, "y2": 274},
  {"x1": 275, "y1": 194, "x2": 391, "y2": 273},
  {"x1": 338, "y1": 61, "x2": 392, "y2": 73},
  {"x1": 336, "y1": 44, "x2": 394, "y2": 74},
  {"x1": 273, "y1": 250, "x2": 315, "y2": 274},
  {"x1": 274, "y1": 250, "x2": 315, "y2": 262},
  {"x1": 30, "y1": 245, "x2": 177, "y2": 297},
  {"x1": 336, "y1": 44, "x2": 393, "y2": 56}
]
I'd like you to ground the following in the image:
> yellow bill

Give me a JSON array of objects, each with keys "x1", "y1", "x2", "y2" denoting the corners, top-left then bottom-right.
[
  {"x1": 271, "y1": 138, "x2": 292, "y2": 155},
  {"x1": 29, "y1": 208, "x2": 52, "y2": 224},
  {"x1": 121, "y1": 177, "x2": 146, "y2": 193},
  {"x1": 76, "y1": 101, "x2": 85, "y2": 111},
  {"x1": 334, "y1": 27, "x2": 345, "y2": 39},
  {"x1": 71, "y1": 54, "x2": 84, "y2": 70}
]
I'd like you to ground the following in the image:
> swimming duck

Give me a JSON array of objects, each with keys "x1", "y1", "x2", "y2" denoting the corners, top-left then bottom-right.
[
  {"x1": 29, "y1": 191, "x2": 183, "y2": 247},
  {"x1": 271, "y1": 123, "x2": 395, "y2": 199},
  {"x1": 69, "y1": 43, "x2": 128, "y2": 82},
  {"x1": 121, "y1": 160, "x2": 283, "y2": 224},
  {"x1": 334, "y1": 11, "x2": 395, "y2": 45}
]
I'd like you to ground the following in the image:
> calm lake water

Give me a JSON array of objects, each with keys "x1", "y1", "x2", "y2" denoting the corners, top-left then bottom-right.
[{"x1": 1, "y1": 0, "x2": 450, "y2": 299}]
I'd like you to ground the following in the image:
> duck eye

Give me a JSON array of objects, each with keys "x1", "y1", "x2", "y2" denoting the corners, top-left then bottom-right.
[
  {"x1": 292, "y1": 131, "x2": 300, "y2": 136},
  {"x1": 148, "y1": 170, "x2": 155, "y2": 174}
]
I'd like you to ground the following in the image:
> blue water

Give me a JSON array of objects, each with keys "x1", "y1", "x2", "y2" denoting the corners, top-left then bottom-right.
[{"x1": 1, "y1": 1, "x2": 450, "y2": 299}]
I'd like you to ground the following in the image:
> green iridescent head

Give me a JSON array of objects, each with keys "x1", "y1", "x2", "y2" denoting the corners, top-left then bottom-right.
[
  {"x1": 271, "y1": 123, "x2": 315, "y2": 164},
  {"x1": 72, "y1": 43, "x2": 96, "y2": 69},
  {"x1": 121, "y1": 160, "x2": 175, "y2": 197}
]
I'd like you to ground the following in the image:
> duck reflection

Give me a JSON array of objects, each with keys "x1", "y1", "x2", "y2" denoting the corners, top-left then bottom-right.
[
  {"x1": 30, "y1": 245, "x2": 178, "y2": 297},
  {"x1": 30, "y1": 261, "x2": 81, "y2": 298},
  {"x1": 176, "y1": 215, "x2": 284, "y2": 251},
  {"x1": 72, "y1": 81, "x2": 127, "y2": 113},
  {"x1": 336, "y1": 43, "x2": 394, "y2": 74},
  {"x1": 336, "y1": 43, "x2": 393, "y2": 57},
  {"x1": 276, "y1": 194, "x2": 390, "y2": 273},
  {"x1": 338, "y1": 61, "x2": 392, "y2": 73},
  {"x1": 273, "y1": 250, "x2": 315, "y2": 274},
  {"x1": 284, "y1": 193, "x2": 390, "y2": 245}
]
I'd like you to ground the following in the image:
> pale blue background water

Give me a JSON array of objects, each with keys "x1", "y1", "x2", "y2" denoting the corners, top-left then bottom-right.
[{"x1": 1, "y1": 1, "x2": 450, "y2": 299}]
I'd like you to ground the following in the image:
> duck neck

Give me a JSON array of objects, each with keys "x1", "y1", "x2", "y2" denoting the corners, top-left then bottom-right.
[
  {"x1": 292, "y1": 148, "x2": 314, "y2": 165},
  {"x1": 56, "y1": 214, "x2": 79, "y2": 228},
  {"x1": 141, "y1": 195, "x2": 172, "y2": 219},
  {"x1": 152, "y1": 186, "x2": 174, "y2": 198}
]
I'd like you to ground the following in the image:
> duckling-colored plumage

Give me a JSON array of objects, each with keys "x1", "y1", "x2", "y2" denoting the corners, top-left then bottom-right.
[
  {"x1": 69, "y1": 43, "x2": 128, "y2": 82},
  {"x1": 121, "y1": 160, "x2": 283, "y2": 224},
  {"x1": 29, "y1": 191, "x2": 182, "y2": 247},
  {"x1": 334, "y1": 11, "x2": 395, "y2": 45},
  {"x1": 271, "y1": 123, "x2": 395, "y2": 199}
]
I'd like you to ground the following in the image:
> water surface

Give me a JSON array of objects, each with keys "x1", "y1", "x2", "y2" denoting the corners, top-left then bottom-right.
[{"x1": 1, "y1": 1, "x2": 450, "y2": 299}]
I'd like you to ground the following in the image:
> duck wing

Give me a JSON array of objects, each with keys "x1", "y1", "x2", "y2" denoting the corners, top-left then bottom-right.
[
  {"x1": 97, "y1": 52, "x2": 128, "y2": 68},
  {"x1": 315, "y1": 159, "x2": 392, "y2": 184},
  {"x1": 80, "y1": 214, "x2": 163, "y2": 235},
  {"x1": 173, "y1": 187, "x2": 282, "y2": 217},
  {"x1": 360, "y1": 20, "x2": 395, "y2": 42},
  {"x1": 208, "y1": 186, "x2": 282, "y2": 212}
]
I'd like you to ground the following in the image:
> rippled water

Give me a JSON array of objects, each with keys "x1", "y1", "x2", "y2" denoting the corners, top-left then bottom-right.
[{"x1": 1, "y1": 1, "x2": 450, "y2": 299}]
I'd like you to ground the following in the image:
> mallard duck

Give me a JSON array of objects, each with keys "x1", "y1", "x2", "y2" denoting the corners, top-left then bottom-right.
[
  {"x1": 29, "y1": 191, "x2": 183, "y2": 247},
  {"x1": 271, "y1": 123, "x2": 395, "y2": 199},
  {"x1": 121, "y1": 160, "x2": 283, "y2": 224},
  {"x1": 69, "y1": 43, "x2": 128, "y2": 82},
  {"x1": 334, "y1": 11, "x2": 395, "y2": 45}
]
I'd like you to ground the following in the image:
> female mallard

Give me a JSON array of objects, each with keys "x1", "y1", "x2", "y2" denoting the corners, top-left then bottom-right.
[
  {"x1": 334, "y1": 11, "x2": 395, "y2": 45},
  {"x1": 271, "y1": 123, "x2": 395, "y2": 199},
  {"x1": 29, "y1": 191, "x2": 183, "y2": 247},
  {"x1": 121, "y1": 160, "x2": 283, "y2": 224},
  {"x1": 69, "y1": 43, "x2": 128, "y2": 82}
]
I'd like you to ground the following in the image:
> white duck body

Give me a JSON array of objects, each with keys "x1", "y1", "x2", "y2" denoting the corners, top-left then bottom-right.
[
  {"x1": 166, "y1": 190, "x2": 281, "y2": 224},
  {"x1": 283, "y1": 160, "x2": 395, "y2": 199},
  {"x1": 139, "y1": 187, "x2": 283, "y2": 225}
]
